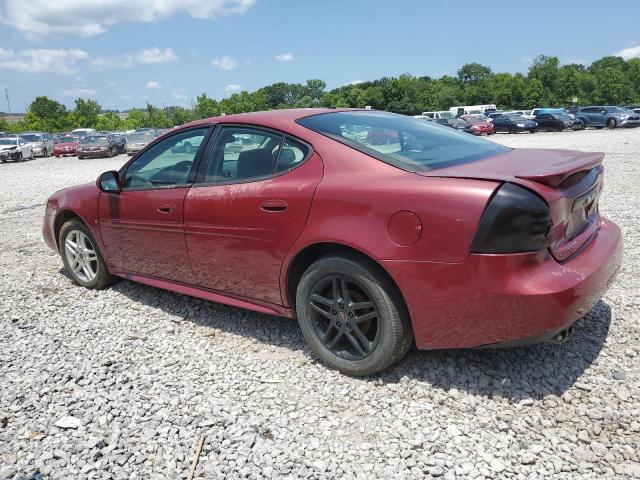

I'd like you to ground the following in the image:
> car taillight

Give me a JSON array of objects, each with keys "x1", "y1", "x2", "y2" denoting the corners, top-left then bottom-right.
[{"x1": 471, "y1": 183, "x2": 551, "y2": 254}]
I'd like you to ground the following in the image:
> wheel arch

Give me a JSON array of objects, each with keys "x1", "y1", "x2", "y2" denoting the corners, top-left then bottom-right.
[
  {"x1": 284, "y1": 242, "x2": 409, "y2": 320},
  {"x1": 53, "y1": 209, "x2": 85, "y2": 249}
]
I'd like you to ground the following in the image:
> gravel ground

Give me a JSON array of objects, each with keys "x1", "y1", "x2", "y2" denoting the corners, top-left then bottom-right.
[{"x1": 0, "y1": 129, "x2": 639, "y2": 480}]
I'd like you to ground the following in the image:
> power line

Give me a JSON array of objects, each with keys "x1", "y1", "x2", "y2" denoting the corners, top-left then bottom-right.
[{"x1": 4, "y1": 88, "x2": 11, "y2": 114}]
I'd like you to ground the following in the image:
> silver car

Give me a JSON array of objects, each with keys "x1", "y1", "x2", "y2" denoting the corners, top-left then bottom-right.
[
  {"x1": 124, "y1": 133, "x2": 154, "y2": 155},
  {"x1": 0, "y1": 137, "x2": 34, "y2": 163},
  {"x1": 20, "y1": 132, "x2": 55, "y2": 157}
]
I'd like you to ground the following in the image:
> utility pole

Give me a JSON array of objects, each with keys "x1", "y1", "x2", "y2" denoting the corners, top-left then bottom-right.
[{"x1": 4, "y1": 88, "x2": 10, "y2": 114}]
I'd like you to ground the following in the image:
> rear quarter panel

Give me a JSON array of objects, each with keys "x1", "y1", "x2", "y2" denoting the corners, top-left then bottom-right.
[{"x1": 280, "y1": 135, "x2": 498, "y2": 298}]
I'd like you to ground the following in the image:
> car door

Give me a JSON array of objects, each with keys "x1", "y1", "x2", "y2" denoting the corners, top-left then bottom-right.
[
  {"x1": 184, "y1": 125, "x2": 323, "y2": 305},
  {"x1": 493, "y1": 115, "x2": 508, "y2": 132},
  {"x1": 97, "y1": 126, "x2": 211, "y2": 284},
  {"x1": 535, "y1": 114, "x2": 549, "y2": 129},
  {"x1": 19, "y1": 138, "x2": 31, "y2": 157}
]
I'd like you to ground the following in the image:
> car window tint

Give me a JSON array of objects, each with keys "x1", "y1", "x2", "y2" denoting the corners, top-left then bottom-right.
[
  {"x1": 298, "y1": 111, "x2": 508, "y2": 172},
  {"x1": 204, "y1": 127, "x2": 283, "y2": 183},
  {"x1": 275, "y1": 137, "x2": 310, "y2": 173},
  {"x1": 123, "y1": 128, "x2": 207, "y2": 189}
]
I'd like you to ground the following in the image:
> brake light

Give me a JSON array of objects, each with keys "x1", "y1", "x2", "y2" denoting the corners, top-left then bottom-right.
[{"x1": 471, "y1": 183, "x2": 551, "y2": 254}]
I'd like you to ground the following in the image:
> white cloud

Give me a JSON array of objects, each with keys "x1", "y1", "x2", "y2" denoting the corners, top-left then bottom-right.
[
  {"x1": 0, "y1": 47, "x2": 88, "y2": 74},
  {"x1": 146, "y1": 81, "x2": 161, "y2": 89},
  {"x1": 274, "y1": 53, "x2": 294, "y2": 62},
  {"x1": 346, "y1": 80, "x2": 363, "y2": 86},
  {"x1": 224, "y1": 84, "x2": 244, "y2": 93},
  {"x1": 616, "y1": 45, "x2": 640, "y2": 60},
  {"x1": 0, "y1": 0, "x2": 256, "y2": 38},
  {"x1": 212, "y1": 56, "x2": 238, "y2": 70},
  {"x1": 90, "y1": 48, "x2": 177, "y2": 70},
  {"x1": 63, "y1": 88, "x2": 96, "y2": 97}
]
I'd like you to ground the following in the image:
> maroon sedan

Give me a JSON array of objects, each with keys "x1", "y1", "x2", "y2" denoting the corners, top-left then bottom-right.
[
  {"x1": 42, "y1": 109, "x2": 622, "y2": 375},
  {"x1": 53, "y1": 136, "x2": 80, "y2": 157},
  {"x1": 461, "y1": 114, "x2": 495, "y2": 135}
]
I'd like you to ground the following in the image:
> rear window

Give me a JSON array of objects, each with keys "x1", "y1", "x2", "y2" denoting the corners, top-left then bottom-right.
[{"x1": 297, "y1": 111, "x2": 509, "y2": 172}]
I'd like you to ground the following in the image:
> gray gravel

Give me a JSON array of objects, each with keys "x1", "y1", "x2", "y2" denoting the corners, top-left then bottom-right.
[{"x1": 1, "y1": 130, "x2": 639, "y2": 479}]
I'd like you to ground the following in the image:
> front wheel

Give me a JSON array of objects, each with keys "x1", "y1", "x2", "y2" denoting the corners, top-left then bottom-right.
[
  {"x1": 607, "y1": 118, "x2": 617, "y2": 129},
  {"x1": 296, "y1": 255, "x2": 413, "y2": 376},
  {"x1": 59, "y1": 219, "x2": 118, "y2": 289}
]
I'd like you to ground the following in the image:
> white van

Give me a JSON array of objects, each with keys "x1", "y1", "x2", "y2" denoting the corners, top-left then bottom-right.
[
  {"x1": 70, "y1": 128, "x2": 97, "y2": 138},
  {"x1": 421, "y1": 111, "x2": 455, "y2": 120},
  {"x1": 449, "y1": 104, "x2": 497, "y2": 117}
]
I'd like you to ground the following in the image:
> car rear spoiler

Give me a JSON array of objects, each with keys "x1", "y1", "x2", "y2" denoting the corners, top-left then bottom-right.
[{"x1": 515, "y1": 151, "x2": 604, "y2": 188}]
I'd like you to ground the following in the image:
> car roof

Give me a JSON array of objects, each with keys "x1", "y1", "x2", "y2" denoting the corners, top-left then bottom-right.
[{"x1": 178, "y1": 108, "x2": 359, "y2": 131}]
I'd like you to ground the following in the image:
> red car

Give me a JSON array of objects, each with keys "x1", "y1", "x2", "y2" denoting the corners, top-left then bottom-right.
[
  {"x1": 42, "y1": 109, "x2": 622, "y2": 375},
  {"x1": 461, "y1": 114, "x2": 495, "y2": 135},
  {"x1": 53, "y1": 136, "x2": 80, "y2": 157}
]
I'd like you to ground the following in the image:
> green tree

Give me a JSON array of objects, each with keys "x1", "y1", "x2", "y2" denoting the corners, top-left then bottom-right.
[
  {"x1": 457, "y1": 63, "x2": 492, "y2": 84},
  {"x1": 0, "y1": 117, "x2": 9, "y2": 131},
  {"x1": 122, "y1": 109, "x2": 146, "y2": 129},
  {"x1": 193, "y1": 93, "x2": 219, "y2": 119},
  {"x1": 524, "y1": 78, "x2": 545, "y2": 108},
  {"x1": 73, "y1": 98, "x2": 101, "y2": 128},
  {"x1": 95, "y1": 112, "x2": 123, "y2": 131},
  {"x1": 25, "y1": 96, "x2": 69, "y2": 131},
  {"x1": 528, "y1": 55, "x2": 560, "y2": 105},
  {"x1": 593, "y1": 67, "x2": 633, "y2": 105}
]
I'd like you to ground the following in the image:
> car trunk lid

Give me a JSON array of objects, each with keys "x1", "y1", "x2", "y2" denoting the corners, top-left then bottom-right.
[{"x1": 418, "y1": 148, "x2": 605, "y2": 261}]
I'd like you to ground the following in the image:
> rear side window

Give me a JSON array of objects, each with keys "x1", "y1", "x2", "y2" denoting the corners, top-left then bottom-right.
[
  {"x1": 298, "y1": 111, "x2": 508, "y2": 172},
  {"x1": 275, "y1": 138, "x2": 310, "y2": 173}
]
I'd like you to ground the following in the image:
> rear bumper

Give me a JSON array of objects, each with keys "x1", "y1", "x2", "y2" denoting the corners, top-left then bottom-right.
[
  {"x1": 383, "y1": 218, "x2": 623, "y2": 350},
  {"x1": 78, "y1": 151, "x2": 109, "y2": 158}
]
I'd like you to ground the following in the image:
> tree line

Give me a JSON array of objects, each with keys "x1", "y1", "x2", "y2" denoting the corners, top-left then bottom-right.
[{"x1": 1, "y1": 54, "x2": 639, "y2": 133}]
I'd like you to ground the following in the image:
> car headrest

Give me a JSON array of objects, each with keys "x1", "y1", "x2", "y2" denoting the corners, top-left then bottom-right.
[{"x1": 237, "y1": 149, "x2": 274, "y2": 179}]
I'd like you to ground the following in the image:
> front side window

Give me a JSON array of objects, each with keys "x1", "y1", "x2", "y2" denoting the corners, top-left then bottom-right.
[
  {"x1": 123, "y1": 128, "x2": 208, "y2": 189},
  {"x1": 204, "y1": 127, "x2": 283, "y2": 183},
  {"x1": 21, "y1": 134, "x2": 42, "y2": 142},
  {"x1": 298, "y1": 111, "x2": 509, "y2": 172}
]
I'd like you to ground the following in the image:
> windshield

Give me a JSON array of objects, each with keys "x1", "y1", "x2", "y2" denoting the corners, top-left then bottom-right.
[
  {"x1": 464, "y1": 116, "x2": 485, "y2": 124},
  {"x1": 507, "y1": 114, "x2": 527, "y2": 121},
  {"x1": 297, "y1": 111, "x2": 509, "y2": 172},
  {"x1": 58, "y1": 137, "x2": 77, "y2": 143},
  {"x1": 555, "y1": 114, "x2": 573, "y2": 121},
  {"x1": 127, "y1": 134, "x2": 152, "y2": 143},
  {"x1": 438, "y1": 112, "x2": 454, "y2": 119},
  {"x1": 81, "y1": 136, "x2": 109, "y2": 144},
  {"x1": 21, "y1": 134, "x2": 42, "y2": 142},
  {"x1": 0, "y1": 138, "x2": 17, "y2": 145}
]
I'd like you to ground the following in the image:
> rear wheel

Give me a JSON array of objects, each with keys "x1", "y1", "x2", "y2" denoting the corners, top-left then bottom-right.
[
  {"x1": 17, "y1": 152, "x2": 23, "y2": 162},
  {"x1": 607, "y1": 118, "x2": 617, "y2": 129},
  {"x1": 59, "y1": 219, "x2": 118, "y2": 289},
  {"x1": 296, "y1": 255, "x2": 413, "y2": 376}
]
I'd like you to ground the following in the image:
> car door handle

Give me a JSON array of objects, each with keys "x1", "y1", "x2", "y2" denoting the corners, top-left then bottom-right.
[
  {"x1": 260, "y1": 199, "x2": 288, "y2": 212},
  {"x1": 157, "y1": 203, "x2": 176, "y2": 214}
]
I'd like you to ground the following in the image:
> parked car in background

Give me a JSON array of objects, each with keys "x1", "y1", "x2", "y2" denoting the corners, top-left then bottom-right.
[
  {"x1": 20, "y1": 132, "x2": 54, "y2": 157},
  {"x1": 71, "y1": 128, "x2": 97, "y2": 138},
  {"x1": 109, "y1": 133, "x2": 126, "y2": 154},
  {"x1": 0, "y1": 136, "x2": 33, "y2": 162},
  {"x1": 575, "y1": 106, "x2": 640, "y2": 129},
  {"x1": 624, "y1": 105, "x2": 640, "y2": 115},
  {"x1": 134, "y1": 128, "x2": 158, "y2": 136},
  {"x1": 53, "y1": 136, "x2": 80, "y2": 157},
  {"x1": 508, "y1": 110, "x2": 533, "y2": 118},
  {"x1": 42, "y1": 108, "x2": 622, "y2": 375},
  {"x1": 449, "y1": 104, "x2": 497, "y2": 116},
  {"x1": 533, "y1": 112, "x2": 585, "y2": 131},
  {"x1": 436, "y1": 117, "x2": 474, "y2": 134},
  {"x1": 77, "y1": 135, "x2": 117, "y2": 159},
  {"x1": 491, "y1": 114, "x2": 538, "y2": 133},
  {"x1": 421, "y1": 111, "x2": 455, "y2": 120},
  {"x1": 125, "y1": 133, "x2": 154, "y2": 155},
  {"x1": 460, "y1": 115, "x2": 495, "y2": 135},
  {"x1": 485, "y1": 111, "x2": 505, "y2": 121}
]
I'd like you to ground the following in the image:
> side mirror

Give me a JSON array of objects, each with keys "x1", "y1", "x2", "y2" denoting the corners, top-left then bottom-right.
[{"x1": 97, "y1": 170, "x2": 121, "y2": 193}]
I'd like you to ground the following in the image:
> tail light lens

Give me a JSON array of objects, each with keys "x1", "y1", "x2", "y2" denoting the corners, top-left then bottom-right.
[{"x1": 471, "y1": 183, "x2": 551, "y2": 254}]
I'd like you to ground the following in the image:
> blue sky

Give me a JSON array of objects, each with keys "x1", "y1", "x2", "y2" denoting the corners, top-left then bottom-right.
[{"x1": 1, "y1": 0, "x2": 639, "y2": 112}]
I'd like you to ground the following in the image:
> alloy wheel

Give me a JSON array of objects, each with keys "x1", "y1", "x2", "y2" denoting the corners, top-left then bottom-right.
[
  {"x1": 308, "y1": 275, "x2": 380, "y2": 361},
  {"x1": 64, "y1": 230, "x2": 98, "y2": 283}
]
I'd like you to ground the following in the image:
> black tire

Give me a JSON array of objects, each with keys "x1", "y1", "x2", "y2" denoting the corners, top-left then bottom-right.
[
  {"x1": 607, "y1": 118, "x2": 617, "y2": 129},
  {"x1": 296, "y1": 255, "x2": 413, "y2": 376},
  {"x1": 59, "y1": 219, "x2": 119, "y2": 290},
  {"x1": 18, "y1": 152, "x2": 23, "y2": 162},
  {"x1": 43, "y1": 148, "x2": 48, "y2": 158},
  {"x1": 530, "y1": 129, "x2": 537, "y2": 134},
  {"x1": 78, "y1": 155, "x2": 84, "y2": 160}
]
